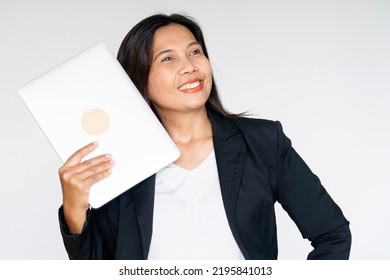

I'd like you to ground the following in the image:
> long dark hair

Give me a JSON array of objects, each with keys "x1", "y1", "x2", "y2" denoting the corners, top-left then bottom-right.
[{"x1": 117, "y1": 13, "x2": 241, "y2": 119}]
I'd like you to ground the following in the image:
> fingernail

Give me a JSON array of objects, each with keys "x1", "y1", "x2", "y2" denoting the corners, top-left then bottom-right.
[
  {"x1": 92, "y1": 141, "x2": 98, "y2": 146},
  {"x1": 105, "y1": 153, "x2": 112, "y2": 158}
]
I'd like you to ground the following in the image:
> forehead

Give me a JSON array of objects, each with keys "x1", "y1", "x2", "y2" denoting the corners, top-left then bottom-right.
[{"x1": 152, "y1": 24, "x2": 197, "y2": 52}]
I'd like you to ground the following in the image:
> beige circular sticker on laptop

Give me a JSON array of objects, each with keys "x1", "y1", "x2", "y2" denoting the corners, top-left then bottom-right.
[{"x1": 81, "y1": 108, "x2": 110, "y2": 135}]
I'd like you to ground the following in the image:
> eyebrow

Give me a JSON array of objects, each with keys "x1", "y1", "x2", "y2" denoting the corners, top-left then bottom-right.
[{"x1": 152, "y1": 41, "x2": 201, "y2": 62}]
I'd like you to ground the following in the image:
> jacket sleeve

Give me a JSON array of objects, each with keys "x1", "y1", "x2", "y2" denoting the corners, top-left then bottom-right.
[
  {"x1": 275, "y1": 121, "x2": 351, "y2": 259},
  {"x1": 58, "y1": 206, "x2": 110, "y2": 259}
]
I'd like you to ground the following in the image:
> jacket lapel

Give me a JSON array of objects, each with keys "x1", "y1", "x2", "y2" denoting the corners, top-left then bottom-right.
[
  {"x1": 132, "y1": 176, "x2": 155, "y2": 258},
  {"x1": 116, "y1": 175, "x2": 155, "y2": 259},
  {"x1": 209, "y1": 113, "x2": 250, "y2": 258}
]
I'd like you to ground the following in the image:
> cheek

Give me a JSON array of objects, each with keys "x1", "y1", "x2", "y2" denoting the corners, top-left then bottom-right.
[
  {"x1": 147, "y1": 71, "x2": 161, "y2": 98},
  {"x1": 149, "y1": 69, "x2": 171, "y2": 90},
  {"x1": 147, "y1": 71, "x2": 174, "y2": 104},
  {"x1": 201, "y1": 60, "x2": 212, "y2": 81},
  {"x1": 203, "y1": 64, "x2": 213, "y2": 88}
]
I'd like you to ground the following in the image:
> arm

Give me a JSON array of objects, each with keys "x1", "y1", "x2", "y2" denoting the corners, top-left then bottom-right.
[
  {"x1": 58, "y1": 142, "x2": 115, "y2": 259},
  {"x1": 307, "y1": 224, "x2": 351, "y2": 259},
  {"x1": 58, "y1": 206, "x2": 98, "y2": 259},
  {"x1": 275, "y1": 121, "x2": 351, "y2": 259}
]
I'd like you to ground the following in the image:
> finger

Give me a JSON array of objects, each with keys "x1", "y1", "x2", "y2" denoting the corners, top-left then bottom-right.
[
  {"x1": 74, "y1": 153, "x2": 112, "y2": 173},
  {"x1": 64, "y1": 142, "x2": 99, "y2": 167},
  {"x1": 83, "y1": 169, "x2": 113, "y2": 187},
  {"x1": 78, "y1": 159, "x2": 116, "y2": 180},
  {"x1": 59, "y1": 154, "x2": 113, "y2": 189}
]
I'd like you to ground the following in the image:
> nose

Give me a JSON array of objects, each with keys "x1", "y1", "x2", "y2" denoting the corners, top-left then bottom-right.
[{"x1": 179, "y1": 57, "x2": 197, "y2": 75}]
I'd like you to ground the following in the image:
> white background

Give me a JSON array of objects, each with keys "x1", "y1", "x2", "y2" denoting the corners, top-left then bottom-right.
[{"x1": 0, "y1": 0, "x2": 389, "y2": 259}]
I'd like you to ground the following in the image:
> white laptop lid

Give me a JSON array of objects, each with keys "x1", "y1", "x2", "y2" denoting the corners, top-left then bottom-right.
[{"x1": 19, "y1": 42, "x2": 180, "y2": 208}]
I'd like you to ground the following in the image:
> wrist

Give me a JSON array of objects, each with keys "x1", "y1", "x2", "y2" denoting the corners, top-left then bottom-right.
[{"x1": 63, "y1": 205, "x2": 89, "y2": 234}]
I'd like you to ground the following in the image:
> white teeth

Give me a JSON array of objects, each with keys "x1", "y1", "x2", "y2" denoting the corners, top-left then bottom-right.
[{"x1": 179, "y1": 81, "x2": 201, "y2": 91}]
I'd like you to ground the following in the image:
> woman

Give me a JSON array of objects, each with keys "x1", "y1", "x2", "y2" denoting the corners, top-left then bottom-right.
[{"x1": 58, "y1": 13, "x2": 351, "y2": 259}]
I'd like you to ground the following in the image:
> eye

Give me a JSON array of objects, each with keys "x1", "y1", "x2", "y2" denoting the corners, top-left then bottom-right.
[
  {"x1": 190, "y1": 48, "x2": 202, "y2": 56},
  {"x1": 161, "y1": 56, "x2": 174, "y2": 62}
]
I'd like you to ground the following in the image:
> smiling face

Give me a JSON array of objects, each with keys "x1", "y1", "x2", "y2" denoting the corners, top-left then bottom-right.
[{"x1": 147, "y1": 23, "x2": 212, "y2": 116}]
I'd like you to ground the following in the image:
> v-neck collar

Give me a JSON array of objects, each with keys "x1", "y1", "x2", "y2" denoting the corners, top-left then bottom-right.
[
  {"x1": 169, "y1": 149, "x2": 215, "y2": 172},
  {"x1": 116, "y1": 111, "x2": 250, "y2": 259}
]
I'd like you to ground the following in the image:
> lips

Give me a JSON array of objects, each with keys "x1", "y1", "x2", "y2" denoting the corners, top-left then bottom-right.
[{"x1": 178, "y1": 79, "x2": 203, "y2": 93}]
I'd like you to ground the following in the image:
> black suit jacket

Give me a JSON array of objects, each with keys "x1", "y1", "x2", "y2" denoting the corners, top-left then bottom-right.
[{"x1": 59, "y1": 113, "x2": 351, "y2": 259}]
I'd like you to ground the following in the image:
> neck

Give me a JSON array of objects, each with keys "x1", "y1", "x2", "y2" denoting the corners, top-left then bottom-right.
[{"x1": 156, "y1": 106, "x2": 212, "y2": 144}]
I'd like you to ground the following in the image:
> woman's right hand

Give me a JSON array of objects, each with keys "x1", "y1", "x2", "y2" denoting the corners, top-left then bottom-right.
[{"x1": 58, "y1": 141, "x2": 115, "y2": 234}]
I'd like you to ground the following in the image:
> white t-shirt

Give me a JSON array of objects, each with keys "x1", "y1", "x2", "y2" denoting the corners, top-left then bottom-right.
[{"x1": 147, "y1": 150, "x2": 245, "y2": 260}]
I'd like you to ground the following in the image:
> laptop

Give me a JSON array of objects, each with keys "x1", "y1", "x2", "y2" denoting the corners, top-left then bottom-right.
[{"x1": 19, "y1": 42, "x2": 180, "y2": 208}]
